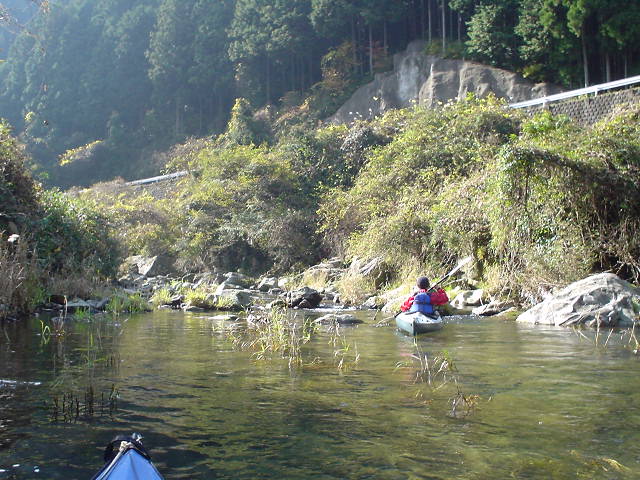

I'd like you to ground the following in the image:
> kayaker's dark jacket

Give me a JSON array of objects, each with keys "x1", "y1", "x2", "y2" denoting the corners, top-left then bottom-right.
[{"x1": 400, "y1": 288, "x2": 448, "y2": 313}]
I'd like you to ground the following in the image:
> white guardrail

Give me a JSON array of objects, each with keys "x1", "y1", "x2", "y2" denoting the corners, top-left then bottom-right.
[
  {"x1": 509, "y1": 74, "x2": 640, "y2": 109},
  {"x1": 126, "y1": 170, "x2": 188, "y2": 186}
]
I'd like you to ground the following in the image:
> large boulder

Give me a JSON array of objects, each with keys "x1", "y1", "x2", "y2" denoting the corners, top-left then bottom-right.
[
  {"x1": 120, "y1": 255, "x2": 175, "y2": 278},
  {"x1": 517, "y1": 273, "x2": 640, "y2": 327},
  {"x1": 284, "y1": 287, "x2": 323, "y2": 309},
  {"x1": 217, "y1": 289, "x2": 254, "y2": 310}
]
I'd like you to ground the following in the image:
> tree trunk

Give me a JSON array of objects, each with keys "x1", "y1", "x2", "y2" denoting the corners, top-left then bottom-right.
[
  {"x1": 581, "y1": 28, "x2": 589, "y2": 87},
  {"x1": 428, "y1": 0, "x2": 432, "y2": 43},
  {"x1": 175, "y1": 95, "x2": 180, "y2": 137},
  {"x1": 384, "y1": 20, "x2": 388, "y2": 55},
  {"x1": 266, "y1": 53, "x2": 271, "y2": 104},
  {"x1": 624, "y1": 53, "x2": 628, "y2": 78},
  {"x1": 369, "y1": 23, "x2": 373, "y2": 74},
  {"x1": 351, "y1": 15, "x2": 358, "y2": 75},
  {"x1": 421, "y1": 0, "x2": 425, "y2": 38},
  {"x1": 441, "y1": 0, "x2": 446, "y2": 55},
  {"x1": 605, "y1": 52, "x2": 611, "y2": 82}
]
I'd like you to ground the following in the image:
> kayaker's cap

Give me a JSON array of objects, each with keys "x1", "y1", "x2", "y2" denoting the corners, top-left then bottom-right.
[{"x1": 417, "y1": 276, "x2": 430, "y2": 289}]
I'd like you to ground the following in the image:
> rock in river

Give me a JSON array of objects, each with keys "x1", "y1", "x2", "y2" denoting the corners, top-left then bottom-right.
[{"x1": 517, "y1": 273, "x2": 640, "y2": 328}]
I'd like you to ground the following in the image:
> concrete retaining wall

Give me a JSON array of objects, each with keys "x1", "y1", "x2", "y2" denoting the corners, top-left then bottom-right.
[{"x1": 523, "y1": 87, "x2": 640, "y2": 126}]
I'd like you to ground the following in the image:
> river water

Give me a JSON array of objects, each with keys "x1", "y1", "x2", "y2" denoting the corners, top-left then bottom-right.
[{"x1": 1, "y1": 309, "x2": 639, "y2": 479}]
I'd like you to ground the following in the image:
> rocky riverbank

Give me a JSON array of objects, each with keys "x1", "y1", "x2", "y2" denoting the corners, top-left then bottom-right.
[{"x1": 32, "y1": 254, "x2": 639, "y2": 330}]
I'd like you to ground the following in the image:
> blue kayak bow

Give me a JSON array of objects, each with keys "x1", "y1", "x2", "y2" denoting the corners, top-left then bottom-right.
[{"x1": 91, "y1": 434, "x2": 164, "y2": 480}]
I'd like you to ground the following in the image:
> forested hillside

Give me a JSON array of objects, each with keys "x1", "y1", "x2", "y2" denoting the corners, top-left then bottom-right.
[{"x1": 0, "y1": 0, "x2": 639, "y2": 187}]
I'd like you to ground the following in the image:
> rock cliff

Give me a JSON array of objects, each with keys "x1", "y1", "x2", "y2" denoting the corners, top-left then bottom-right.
[{"x1": 329, "y1": 40, "x2": 562, "y2": 124}]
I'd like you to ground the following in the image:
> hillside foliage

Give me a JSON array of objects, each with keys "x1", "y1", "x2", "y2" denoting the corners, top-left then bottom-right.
[
  {"x1": 74, "y1": 98, "x2": 640, "y2": 304},
  {"x1": 0, "y1": 0, "x2": 638, "y2": 186}
]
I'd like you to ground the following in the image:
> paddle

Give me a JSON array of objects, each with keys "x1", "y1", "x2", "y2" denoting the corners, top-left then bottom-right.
[
  {"x1": 427, "y1": 256, "x2": 473, "y2": 292},
  {"x1": 393, "y1": 256, "x2": 473, "y2": 318}
]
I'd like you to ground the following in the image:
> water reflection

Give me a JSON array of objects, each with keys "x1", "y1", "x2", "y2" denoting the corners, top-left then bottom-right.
[{"x1": 0, "y1": 311, "x2": 639, "y2": 479}]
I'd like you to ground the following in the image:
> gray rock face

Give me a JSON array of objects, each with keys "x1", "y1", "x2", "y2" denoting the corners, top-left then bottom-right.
[
  {"x1": 517, "y1": 273, "x2": 640, "y2": 327},
  {"x1": 329, "y1": 40, "x2": 562, "y2": 125}
]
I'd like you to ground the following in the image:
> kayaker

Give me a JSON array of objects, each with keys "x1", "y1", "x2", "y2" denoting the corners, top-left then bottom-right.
[{"x1": 400, "y1": 276, "x2": 448, "y2": 314}]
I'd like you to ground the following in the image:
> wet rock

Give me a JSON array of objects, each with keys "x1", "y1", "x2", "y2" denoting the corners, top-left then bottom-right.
[
  {"x1": 517, "y1": 273, "x2": 640, "y2": 328},
  {"x1": 314, "y1": 314, "x2": 363, "y2": 325},
  {"x1": 473, "y1": 300, "x2": 516, "y2": 316},
  {"x1": 193, "y1": 271, "x2": 224, "y2": 288},
  {"x1": 208, "y1": 314, "x2": 239, "y2": 322},
  {"x1": 363, "y1": 296, "x2": 384, "y2": 309},
  {"x1": 215, "y1": 281, "x2": 243, "y2": 295},
  {"x1": 267, "y1": 299, "x2": 287, "y2": 309},
  {"x1": 169, "y1": 295, "x2": 185, "y2": 308},
  {"x1": 183, "y1": 304, "x2": 205, "y2": 313},
  {"x1": 65, "y1": 299, "x2": 92, "y2": 313}
]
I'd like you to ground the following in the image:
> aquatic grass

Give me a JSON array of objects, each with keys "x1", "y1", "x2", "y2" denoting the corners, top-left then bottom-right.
[
  {"x1": 106, "y1": 292, "x2": 149, "y2": 315},
  {"x1": 150, "y1": 287, "x2": 172, "y2": 307},
  {"x1": 395, "y1": 341, "x2": 482, "y2": 417},
  {"x1": 571, "y1": 321, "x2": 616, "y2": 350},
  {"x1": 73, "y1": 307, "x2": 92, "y2": 320},
  {"x1": 395, "y1": 341, "x2": 457, "y2": 388},
  {"x1": 214, "y1": 293, "x2": 238, "y2": 310},
  {"x1": 449, "y1": 387, "x2": 480, "y2": 418},
  {"x1": 219, "y1": 308, "x2": 315, "y2": 369},
  {"x1": 326, "y1": 323, "x2": 360, "y2": 372},
  {"x1": 49, "y1": 384, "x2": 119, "y2": 423},
  {"x1": 184, "y1": 285, "x2": 215, "y2": 308}
]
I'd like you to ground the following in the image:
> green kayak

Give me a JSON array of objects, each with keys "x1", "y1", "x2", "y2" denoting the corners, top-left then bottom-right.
[{"x1": 395, "y1": 311, "x2": 443, "y2": 335}]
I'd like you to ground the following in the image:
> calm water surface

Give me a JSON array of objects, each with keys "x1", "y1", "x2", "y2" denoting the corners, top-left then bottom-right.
[{"x1": 1, "y1": 310, "x2": 639, "y2": 479}]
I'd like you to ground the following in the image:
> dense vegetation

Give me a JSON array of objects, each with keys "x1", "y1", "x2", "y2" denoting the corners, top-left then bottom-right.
[
  {"x1": 1, "y1": 121, "x2": 118, "y2": 318},
  {"x1": 71, "y1": 97, "x2": 640, "y2": 306},
  {"x1": 0, "y1": 0, "x2": 639, "y2": 187}
]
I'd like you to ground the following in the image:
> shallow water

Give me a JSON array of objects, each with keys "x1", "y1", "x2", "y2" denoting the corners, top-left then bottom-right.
[{"x1": 1, "y1": 310, "x2": 639, "y2": 479}]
